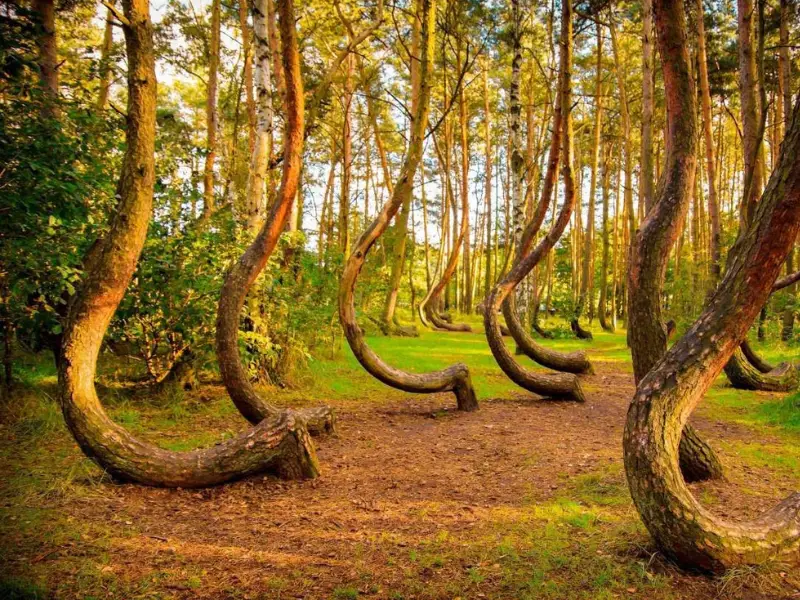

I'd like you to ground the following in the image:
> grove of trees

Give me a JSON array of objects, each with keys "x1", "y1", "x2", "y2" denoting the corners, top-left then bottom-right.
[{"x1": 1, "y1": 0, "x2": 799, "y2": 583}]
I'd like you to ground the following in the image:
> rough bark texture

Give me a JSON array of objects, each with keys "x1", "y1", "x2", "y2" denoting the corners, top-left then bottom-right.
[
  {"x1": 624, "y1": 77, "x2": 800, "y2": 572},
  {"x1": 215, "y1": 0, "x2": 334, "y2": 434},
  {"x1": 57, "y1": 0, "x2": 319, "y2": 488},
  {"x1": 244, "y1": 0, "x2": 273, "y2": 234},
  {"x1": 740, "y1": 338, "x2": 776, "y2": 373},
  {"x1": 627, "y1": 0, "x2": 723, "y2": 485},
  {"x1": 724, "y1": 347, "x2": 799, "y2": 391},
  {"x1": 484, "y1": 0, "x2": 585, "y2": 403},
  {"x1": 338, "y1": 0, "x2": 477, "y2": 412}
]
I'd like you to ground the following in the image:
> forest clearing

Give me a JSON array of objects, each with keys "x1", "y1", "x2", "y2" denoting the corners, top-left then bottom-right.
[
  {"x1": 2, "y1": 0, "x2": 800, "y2": 597},
  {"x1": 2, "y1": 324, "x2": 799, "y2": 599}
]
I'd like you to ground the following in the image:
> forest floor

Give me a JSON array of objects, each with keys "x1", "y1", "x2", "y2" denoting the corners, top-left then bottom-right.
[{"x1": 1, "y1": 315, "x2": 800, "y2": 600}]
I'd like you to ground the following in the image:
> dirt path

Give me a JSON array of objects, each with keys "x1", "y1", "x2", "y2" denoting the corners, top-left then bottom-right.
[{"x1": 2, "y1": 357, "x2": 798, "y2": 599}]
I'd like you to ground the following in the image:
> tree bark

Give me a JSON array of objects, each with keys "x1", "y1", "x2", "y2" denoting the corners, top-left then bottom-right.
[
  {"x1": 641, "y1": 0, "x2": 654, "y2": 214},
  {"x1": 58, "y1": 0, "x2": 320, "y2": 488},
  {"x1": 244, "y1": 0, "x2": 274, "y2": 234},
  {"x1": 627, "y1": 0, "x2": 723, "y2": 484},
  {"x1": 239, "y1": 0, "x2": 256, "y2": 154},
  {"x1": 33, "y1": 0, "x2": 59, "y2": 119},
  {"x1": 202, "y1": 0, "x2": 221, "y2": 219},
  {"x1": 724, "y1": 347, "x2": 799, "y2": 392},
  {"x1": 485, "y1": 0, "x2": 586, "y2": 402},
  {"x1": 696, "y1": 0, "x2": 721, "y2": 285},
  {"x1": 738, "y1": 0, "x2": 764, "y2": 227},
  {"x1": 338, "y1": 0, "x2": 477, "y2": 412},
  {"x1": 96, "y1": 7, "x2": 114, "y2": 111},
  {"x1": 214, "y1": 0, "x2": 334, "y2": 434},
  {"x1": 624, "y1": 67, "x2": 800, "y2": 572}
]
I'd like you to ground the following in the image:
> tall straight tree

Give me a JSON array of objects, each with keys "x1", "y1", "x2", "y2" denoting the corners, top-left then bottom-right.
[
  {"x1": 202, "y1": 0, "x2": 221, "y2": 218},
  {"x1": 738, "y1": 0, "x2": 763, "y2": 226},
  {"x1": 640, "y1": 0, "x2": 654, "y2": 214},
  {"x1": 696, "y1": 0, "x2": 721, "y2": 285}
]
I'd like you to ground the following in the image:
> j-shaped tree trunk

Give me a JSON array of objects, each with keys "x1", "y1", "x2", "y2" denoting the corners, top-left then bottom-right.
[
  {"x1": 627, "y1": 0, "x2": 723, "y2": 484},
  {"x1": 485, "y1": 0, "x2": 585, "y2": 402},
  {"x1": 215, "y1": 0, "x2": 334, "y2": 435},
  {"x1": 624, "y1": 45, "x2": 800, "y2": 571},
  {"x1": 57, "y1": 0, "x2": 319, "y2": 487},
  {"x1": 499, "y1": 5, "x2": 592, "y2": 377},
  {"x1": 339, "y1": 0, "x2": 477, "y2": 412},
  {"x1": 598, "y1": 145, "x2": 614, "y2": 332},
  {"x1": 420, "y1": 131, "x2": 472, "y2": 332},
  {"x1": 724, "y1": 347, "x2": 799, "y2": 392}
]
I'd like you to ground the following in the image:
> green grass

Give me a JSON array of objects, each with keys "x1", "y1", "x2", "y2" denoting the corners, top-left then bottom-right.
[{"x1": 2, "y1": 316, "x2": 799, "y2": 599}]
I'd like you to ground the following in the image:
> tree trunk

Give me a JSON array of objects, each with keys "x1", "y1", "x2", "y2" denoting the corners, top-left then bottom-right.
[
  {"x1": 780, "y1": 0, "x2": 796, "y2": 340},
  {"x1": 338, "y1": 0, "x2": 477, "y2": 411},
  {"x1": 627, "y1": 0, "x2": 723, "y2": 484},
  {"x1": 624, "y1": 55, "x2": 800, "y2": 571},
  {"x1": 477, "y1": 67, "x2": 491, "y2": 308},
  {"x1": 202, "y1": 0, "x2": 221, "y2": 219},
  {"x1": 96, "y1": 7, "x2": 114, "y2": 111},
  {"x1": 738, "y1": 0, "x2": 763, "y2": 228},
  {"x1": 598, "y1": 145, "x2": 614, "y2": 332},
  {"x1": 641, "y1": 0, "x2": 654, "y2": 214},
  {"x1": 244, "y1": 0, "x2": 273, "y2": 234},
  {"x1": 459, "y1": 35, "x2": 472, "y2": 314},
  {"x1": 609, "y1": 9, "x2": 635, "y2": 291},
  {"x1": 58, "y1": 0, "x2": 320, "y2": 487},
  {"x1": 724, "y1": 347, "x2": 799, "y2": 391},
  {"x1": 572, "y1": 22, "x2": 602, "y2": 340},
  {"x1": 239, "y1": 0, "x2": 256, "y2": 154},
  {"x1": 339, "y1": 54, "x2": 354, "y2": 257},
  {"x1": 33, "y1": 0, "x2": 58, "y2": 119},
  {"x1": 696, "y1": 0, "x2": 721, "y2": 285},
  {"x1": 215, "y1": 0, "x2": 334, "y2": 434},
  {"x1": 485, "y1": 0, "x2": 586, "y2": 402}
]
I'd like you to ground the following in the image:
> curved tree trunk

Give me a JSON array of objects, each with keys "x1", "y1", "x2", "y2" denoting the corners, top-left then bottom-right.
[
  {"x1": 338, "y1": 0, "x2": 477, "y2": 412},
  {"x1": 740, "y1": 338, "x2": 775, "y2": 373},
  {"x1": 484, "y1": 0, "x2": 585, "y2": 403},
  {"x1": 57, "y1": 0, "x2": 319, "y2": 488},
  {"x1": 598, "y1": 145, "x2": 614, "y2": 332},
  {"x1": 724, "y1": 347, "x2": 799, "y2": 391},
  {"x1": 626, "y1": 0, "x2": 723, "y2": 484},
  {"x1": 572, "y1": 22, "x2": 602, "y2": 341},
  {"x1": 215, "y1": 0, "x2": 334, "y2": 434},
  {"x1": 420, "y1": 131, "x2": 472, "y2": 332},
  {"x1": 624, "y1": 58, "x2": 800, "y2": 571},
  {"x1": 499, "y1": 6, "x2": 593, "y2": 377}
]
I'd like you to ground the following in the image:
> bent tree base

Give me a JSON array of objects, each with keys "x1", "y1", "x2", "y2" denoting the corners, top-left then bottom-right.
[
  {"x1": 57, "y1": 0, "x2": 320, "y2": 488},
  {"x1": 625, "y1": 15, "x2": 800, "y2": 570},
  {"x1": 724, "y1": 346, "x2": 799, "y2": 392},
  {"x1": 504, "y1": 295, "x2": 593, "y2": 375},
  {"x1": 338, "y1": 0, "x2": 477, "y2": 413}
]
